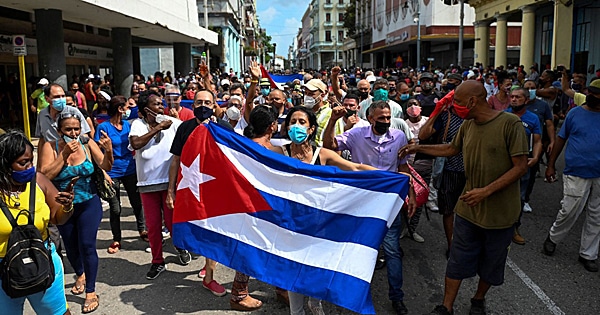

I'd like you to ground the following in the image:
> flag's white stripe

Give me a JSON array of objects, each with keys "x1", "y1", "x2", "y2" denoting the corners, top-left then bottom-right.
[
  {"x1": 216, "y1": 143, "x2": 404, "y2": 226},
  {"x1": 191, "y1": 213, "x2": 377, "y2": 283}
]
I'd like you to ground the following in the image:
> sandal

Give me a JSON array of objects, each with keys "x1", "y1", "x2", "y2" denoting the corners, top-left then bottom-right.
[
  {"x1": 139, "y1": 231, "x2": 149, "y2": 242},
  {"x1": 82, "y1": 295, "x2": 99, "y2": 314},
  {"x1": 107, "y1": 241, "x2": 121, "y2": 254},
  {"x1": 70, "y1": 279, "x2": 85, "y2": 295}
]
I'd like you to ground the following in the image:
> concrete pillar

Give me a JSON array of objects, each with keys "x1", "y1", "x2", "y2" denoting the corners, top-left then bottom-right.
[
  {"x1": 174, "y1": 43, "x2": 192, "y2": 76},
  {"x1": 35, "y1": 9, "x2": 67, "y2": 89},
  {"x1": 474, "y1": 21, "x2": 490, "y2": 66},
  {"x1": 551, "y1": 1, "x2": 573, "y2": 68},
  {"x1": 112, "y1": 28, "x2": 133, "y2": 98},
  {"x1": 494, "y1": 14, "x2": 508, "y2": 68},
  {"x1": 519, "y1": 6, "x2": 535, "y2": 68},
  {"x1": 132, "y1": 46, "x2": 141, "y2": 76}
]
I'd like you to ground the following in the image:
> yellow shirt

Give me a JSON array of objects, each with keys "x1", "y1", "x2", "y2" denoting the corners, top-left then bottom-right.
[{"x1": 0, "y1": 184, "x2": 50, "y2": 258}]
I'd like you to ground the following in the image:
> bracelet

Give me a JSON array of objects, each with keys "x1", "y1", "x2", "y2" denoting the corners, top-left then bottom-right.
[
  {"x1": 62, "y1": 204, "x2": 74, "y2": 213},
  {"x1": 251, "y1": 80, "x2": 258, "y2": 83}
]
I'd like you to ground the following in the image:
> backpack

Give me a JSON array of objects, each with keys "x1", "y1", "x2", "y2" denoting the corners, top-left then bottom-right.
[{"x1": 0, "y1": 176, "x2": 55, "y2": 298}]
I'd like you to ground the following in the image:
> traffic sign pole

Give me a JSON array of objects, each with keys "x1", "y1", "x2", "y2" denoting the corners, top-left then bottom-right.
[{"x1": 18, "y1": 55, "x2": 30, "y2": 139}]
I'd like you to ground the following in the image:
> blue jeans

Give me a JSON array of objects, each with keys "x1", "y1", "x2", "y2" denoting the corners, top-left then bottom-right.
[{"x1": 382, "y1": 213, "x2": 404, "y2": 301}]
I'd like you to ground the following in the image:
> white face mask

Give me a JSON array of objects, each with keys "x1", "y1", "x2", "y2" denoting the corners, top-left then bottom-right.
[
  {"x1": 155, "y1": 114, "x2": 168, "y2": 123},
  {"x1": 63, "y1": 135, "x2": 79, "y2": 143},
  {"x1": 303, "y1": 95, "x2": 316, "y2": 109}
]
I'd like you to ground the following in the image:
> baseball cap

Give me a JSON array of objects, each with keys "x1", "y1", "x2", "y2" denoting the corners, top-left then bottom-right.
[
  {"x1": 447, "y1": 73, "x2": 462, "y2": 81},
  {"x1": 220, "y1": 79, "x2": 230, "y2": 86},
  {"x1": 588, "y1": 79, "x2": 600, "y2": 94},
  {"x1": 259, "y1": 78, "x2": 270, "y2": 86},
  {"x1": 366, "y1": 75, "x2": 376, "y2": 83},
  {"x1": 88, "y1": 74, "x2": 95, "y2": 79},
  {"x1": 304, "y1": 79, "x2": 327, "y2": 92},
  {"x1": 38, "y1": 78, "x2": 49, "y2": 86},
  {"x1": 467, "y1": 71, "x2": 476, "y2": 79}
]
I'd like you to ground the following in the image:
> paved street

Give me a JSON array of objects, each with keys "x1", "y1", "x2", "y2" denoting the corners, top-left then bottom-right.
[{"x1": 26, "y1": 149, "x2": 600, "y2": 315}]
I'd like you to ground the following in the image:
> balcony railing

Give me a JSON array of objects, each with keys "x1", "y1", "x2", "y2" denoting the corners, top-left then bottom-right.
[
  {"x1": 323, "y1": 21, "x2": 333, "y2": 27},
  {"x1": 324, "y1": 3, "x2": 333, "y2": 9}
]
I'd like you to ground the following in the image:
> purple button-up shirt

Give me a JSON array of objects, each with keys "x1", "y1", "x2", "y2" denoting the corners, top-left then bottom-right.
[{"x1": 335, "y1": 126, "x2": 408, "y2": 172}]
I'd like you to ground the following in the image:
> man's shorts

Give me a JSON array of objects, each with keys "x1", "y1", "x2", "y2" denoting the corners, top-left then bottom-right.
[
  {"x1": 438, "y1": 170, "x2": 466, "y2": 216},
  {"x1": 446, "y1": 215, "x2": 514, "y2": 286}
]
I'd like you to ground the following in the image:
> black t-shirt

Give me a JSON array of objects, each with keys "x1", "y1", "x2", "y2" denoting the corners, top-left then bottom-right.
[
  {"x1": 170, "y1": 117, "x2": 233, "y2": 156},
  {"x1": 416, "y1": 91, "x2": 443, "y2": 117}
]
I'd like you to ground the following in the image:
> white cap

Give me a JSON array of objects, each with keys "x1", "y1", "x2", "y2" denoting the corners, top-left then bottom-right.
[
  {"x1": 220, "y1": 79, "x2": 230, "y2": 86},
  {"x1": 226, "y1": 106, "x2": 241, "y2": 121},
  {"x1": 38, "y1": 78, "x2": 49, "y2": 85},
  {"x1": 366, "y1": 75, "x2": 376, "y2": 83},
  {"x1": 98, "y1": 90, "x2": 111, "y2": 101},
  {"x1": 88, "y1": 74, "x2": 95, "y2": 79},
  {"x1": 467, "y1": 70, "x2": 476, "y2": 79}
]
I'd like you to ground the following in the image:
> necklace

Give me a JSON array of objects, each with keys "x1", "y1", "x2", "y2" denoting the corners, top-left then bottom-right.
[{"x1": 9, "y1": 191, "x2": 21, "y2": 208}]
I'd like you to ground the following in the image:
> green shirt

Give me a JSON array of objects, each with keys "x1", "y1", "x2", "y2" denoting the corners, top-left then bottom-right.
[
  {"x1": 450, "y1": 111, "x2": 529, "y2": 229},
  {"x1": 30, "y1": 88, "x2": 49, "y2": 113}
]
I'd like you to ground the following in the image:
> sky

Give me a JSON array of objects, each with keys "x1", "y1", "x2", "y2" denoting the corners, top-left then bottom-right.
[{"x1": 256, "y1": 0, "x2": 307, "y2": 57}]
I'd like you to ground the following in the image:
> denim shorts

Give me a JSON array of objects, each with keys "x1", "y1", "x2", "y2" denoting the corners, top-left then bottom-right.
[
  {"x1": 446, "y1": 215, "x2": 514, "y2": 286},
  {"x1": 0, "y1": 242, "x2": 69, "y2": 315}
]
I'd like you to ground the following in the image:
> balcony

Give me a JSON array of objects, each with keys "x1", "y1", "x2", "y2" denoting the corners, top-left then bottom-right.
[
  {"x1": 336, "y1": 21, "x2": 344, "y2": 27},
  {"x1": 324, "y1": 3, "x2": 333, "y2": 9},
  {"x1": 336, "y1": 3, "x2": 346, "y2": 9},
  {"x1": 323, "y1": 21, "x2": 333, "y2": 28}
]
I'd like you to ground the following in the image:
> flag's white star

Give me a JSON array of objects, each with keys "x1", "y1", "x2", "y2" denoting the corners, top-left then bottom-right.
[{"x1": 177, "y1": 155, "x2": 215, "y2": 202}]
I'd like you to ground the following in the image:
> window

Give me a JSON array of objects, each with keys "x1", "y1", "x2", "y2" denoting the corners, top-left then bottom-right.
[
  {"x1": 325, "y1": 31, "x2": 332, "y2": 42},
  {"x1": 339, "y1": 13, "x2": 344, "y2": 21},
  {"x1": 575, "y1": 9, "x2": 590, "y2": 53},
  {"x1": 540, "y1": 15, "x2": 553, "y2": 56},
  {"x1": 339, "y1": 0, "x2": 344, "y2": 4},
  {"x1": 326, "y1": 13, "x2": 331, "y2": 22},
  {"x1": 338, "y1": 30, "x2": 344, "y2": 41}
]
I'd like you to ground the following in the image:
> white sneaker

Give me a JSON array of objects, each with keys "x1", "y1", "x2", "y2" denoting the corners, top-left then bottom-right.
[
  {"x1": 523, "y1": 202, "x2": 533, "y2": 213},
  {"x1": 411, "y1": 232, "x2": 425, "y2": 243}
]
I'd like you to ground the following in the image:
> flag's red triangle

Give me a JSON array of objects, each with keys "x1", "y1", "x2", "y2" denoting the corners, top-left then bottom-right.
[
  {"x1": 260, "y1": 65, "x2": 279, "y2": 89},
  {"x1": 173, "y1": 125, "x2": 272, "y2": 224}
]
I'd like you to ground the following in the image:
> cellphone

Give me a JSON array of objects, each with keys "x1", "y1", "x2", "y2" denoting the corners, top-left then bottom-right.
[
  {"x1": 556, "y1": 66, "x2": 565, "y2": 72},
  {"x1": 65, "y1": 176, "x2": 80, "y2": 192}
]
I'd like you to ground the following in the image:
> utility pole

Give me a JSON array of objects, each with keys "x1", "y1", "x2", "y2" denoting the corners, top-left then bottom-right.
[
  {"x1": 458, "y1": 0, "x2": 465, "y2": 67},
  {"x1": 358, "y1": 23, "x2": 363, "y2": 70},
  {"x1": 203, "y1": 0, "x2": 210, "y2": 71},
  {"x1": 273, "y1": 43, "x2": 277, "y2": 70},
  {"x1": 414, "y1": 1, "x2": 421, "y2": 70}
]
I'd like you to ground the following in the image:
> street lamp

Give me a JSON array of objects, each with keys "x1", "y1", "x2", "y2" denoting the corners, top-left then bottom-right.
[
  {"x1": 273, "y1": 43, "x2": 277, "y2": 70},
  {"x1": 413, "y1": 1, "x2": 421, "y2": 70},
  {"x1": 332, "y1": 35, "x2": 338, "y2": 66}
]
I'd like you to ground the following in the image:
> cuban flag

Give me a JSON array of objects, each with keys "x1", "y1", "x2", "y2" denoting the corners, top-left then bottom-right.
[{"x1": 172, "y1": 123, "x2": 410, "y2": 314}]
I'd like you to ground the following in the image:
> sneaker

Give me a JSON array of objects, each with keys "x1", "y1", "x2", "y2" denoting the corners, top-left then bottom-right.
[
  {"x1": 203, "y1": 279, "x2": 227, "y2": 296},
  {"x1": 469, "y1": 298, "x2": 486, "y2": 315},
  {"x1": 177, "y1": 248, "x2": 192, "y2": 266},
  {"x1": 392, "y1": 301, "x2": 408, "y2": 315},
  {"x1": 512, "y1": 228, "x2": 526, "y2": 245},
  {"x1": 430, "y1": 305, "x2": 453, "y2": 315},
  {"x1": 426, "y1": 200, "x2": 439, "y2": 212},
  {"x1": 542, "y1": 235, "x2": 556, "y2": 256},
  {"x1": 146, "y1": 263, "x2": 166, "y2": 280},
  {"x1": 578, "y1": 256, "x2": 599, "y2": 272},
  {"x1": 162, "y1": 227, "x2": 170, "y2": 239},
  {"x1": 411, "y1": 232, "x2": 425, "y2": 243},
  {"x1": 523, "y1": 202, "x2": 533, "y2": 213},
  {"x1": 375, "y1": 255, "x2": 386, "y2": 270},
  {"x1": 197, "y1": 267, "x2": 206, "y2": 279}
]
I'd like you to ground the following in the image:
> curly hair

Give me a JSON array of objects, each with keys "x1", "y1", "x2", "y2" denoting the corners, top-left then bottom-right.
[{"x1": 0, "y1": 130, "x2": 34, "y2": 197}]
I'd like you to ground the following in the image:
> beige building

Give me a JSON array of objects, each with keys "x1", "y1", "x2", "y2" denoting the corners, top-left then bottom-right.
[{"x1": 302, "y1": 0, "x2": 349, "y2": 70}]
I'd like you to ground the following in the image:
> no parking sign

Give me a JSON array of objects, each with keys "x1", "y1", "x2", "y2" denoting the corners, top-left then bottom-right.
[{"x1": 13, "y1": 35, "x2": 27, "y2": 56}]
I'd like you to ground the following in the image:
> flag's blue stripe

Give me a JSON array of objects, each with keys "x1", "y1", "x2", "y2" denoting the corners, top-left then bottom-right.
[
  {"x1": 254, "y1": 190, "x2": 388, "y2": 250},
  {"x1": 207, "y1": 123, "x2": 410, "y2": 197},
  {"x1": 173, "y1": 222, "x2": 376, "y2": 314}
]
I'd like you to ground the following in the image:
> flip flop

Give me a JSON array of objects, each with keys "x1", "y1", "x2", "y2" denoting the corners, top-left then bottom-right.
[
  {"x1": 82, "y1": 295, "x2": 99, "y2": 314},
  {"x1": 107, "y1": 241, "x2": 121, "y2": 254},
  {"x1": 139, "y1": 231, "x2": 149, "y2": 242},
  {"x1": 70, "y1": 282, "x2": 85, "y2": 295}
]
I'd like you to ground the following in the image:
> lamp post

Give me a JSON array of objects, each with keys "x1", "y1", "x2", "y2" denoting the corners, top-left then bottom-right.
[
  {"x1": 458, "y1": 0, "x2": 464, "y2": 67},
  {"x1": 414, "y1": 1, "x2": 421, "y2": 70},
  {"x1": 358, "y1": 22, "x2": 363, "y2": 70},
  {"x1": 332, "y1": 35, "x2": 338, "y2": 66},
  {"x1": 273, "y1": 43, "x2": 277, "y2": 70}
]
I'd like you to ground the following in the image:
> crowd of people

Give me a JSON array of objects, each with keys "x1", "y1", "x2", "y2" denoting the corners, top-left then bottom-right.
[{"x1": 0, "y1": 59, "x2": 598, "y2": 315}]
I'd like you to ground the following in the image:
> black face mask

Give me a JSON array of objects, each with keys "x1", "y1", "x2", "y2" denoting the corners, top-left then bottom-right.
[
  {"x1": 445, "y1": 83, "x2": 457, "y2": 91},
  {"x1": 586, "y1": 94, "x2": 600, "y2": 108},
  {"x1": 194, "y1": 106, "x2": 214, "y2": 121},
  {"x1": 571, "y1": 83, "x2": 582, "y2": 91},
  {"x1": 511, "y1": 104, "x2": 526, "y2": 112},
  {"x1": 373, "y1": 121, "x2": 391, "y2": 134},
  {"x1": 358, "y1": 91, "x2": 369, "y2": 100},
  {"x1": 345, "y1": 109, "x2": 357, "y2": 118},
  {"x1": 389, "y1": 86, "x2": 396, "y2": 92}
]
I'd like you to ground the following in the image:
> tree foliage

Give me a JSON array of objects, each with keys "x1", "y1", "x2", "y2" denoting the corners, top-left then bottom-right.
[{"x1": 343, "y1": 3, "x2": 356, "y2": 37}]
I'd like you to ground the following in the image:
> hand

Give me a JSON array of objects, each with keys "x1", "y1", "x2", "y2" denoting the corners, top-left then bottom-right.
[
  {"x1": 328, "y1": 94, "x2": 340, "y2": 107},
  {"x1": 97, "y1": 130, "x2": 113, "y2": 152},
  {"x1": 61, "y1": 140, "x2": 79, "y2": 159},
  {"x1": 406, "y1": 196, "x2": 417, "y2": 218},
  {"x1": 459, "y1": 187, "x2": 490, "y2": 207},
  {"x1": 331, "y1": 66, "x2": 341, "y2": 78},
  {"x1": 398, "y1": 144, "x2": 418, "y2": 159},
  {"x1": 55, "y1": 191, "x2": 74, "y2": 206},
  {"x1": 545, "y1": 166, "x2": 557, "y2": 183},
  {"x1": 169, "y1": 107, "x2": 180, "y2": 119},
  {"x1": 156, "y1": 119, "x2": 173, "y2": 130},
  {"x1": 346, "y1": 114, "x2": 358, "y2": 129},
  {"x1": 30, "y1": 105, "x2": 37, "y2": 113},
  {"x1": 330, "y1": 105, "x2": 346, "y2": 121},
  {"x1": 547, "y1": 142, "x2": 554, "y2": 154},
  {"x1": 527, "y1": 157, "x2": 538, "y2": 168},
  {"x1": 249, "y1": 61, "x2": 261, "y2": 79},
  {"x1": 166, "y1": 191, "x2": 175, "y2": 210}
]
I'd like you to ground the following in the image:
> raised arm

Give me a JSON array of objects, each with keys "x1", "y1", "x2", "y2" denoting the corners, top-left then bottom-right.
[
  {"x1": 322, "y1": 105, "x2": 346, "y2": 151},
  {"x1": 330, "y1": 66, "x2": 344, "y2": 100},
  {"x1": 89, "y1": 131, "x2": 113, "y2": 171},
  {"x1": 244, "y1": 61, "x2": 261, "y2": 124}
]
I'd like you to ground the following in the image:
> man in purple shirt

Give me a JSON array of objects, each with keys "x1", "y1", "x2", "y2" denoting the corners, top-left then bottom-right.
[{"x1": 323, "y1": 100, "x2": 415, "y2": 315}]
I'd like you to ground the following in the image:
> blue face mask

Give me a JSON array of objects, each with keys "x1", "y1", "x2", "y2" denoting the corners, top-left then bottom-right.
[
  {"x1": 63, "y1": 134, "x2": 79, "y2": 144},
  {"x1": 260, "y1": 88, "x2": 270, "y2": 96},
  {"x1": 529, "y1": 89, "x2": 536, "y2": 100},
  {"x1": 373, "y1": 88, "x2": 389, "y2": 101},
  {"x1": 122, "y1": 109, "x2": 131, "y2": 119},
  {"x1": 288, "y1": 124, "x2": 309, "y2": 144},
  {"x1": 400, "y1": 93, "x2": 410, "y2": 101},
  {"x1": 489, "y1": 79, "x2": 494, "y2": 84},
  {"x1": 245, "y1": 83, "x2": 251, "y2": 89},
  {"x1": 287, "y1": 98, "x2": 292, "y2": 103},
  {"x1": 12, "y1": 166, "x2": 36, "y2": 184},
  {"x1": 52, "y1": 97, "x2": 66, "y2": 111}
]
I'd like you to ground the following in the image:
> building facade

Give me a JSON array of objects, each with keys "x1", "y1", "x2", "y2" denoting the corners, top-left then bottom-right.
[{"x1": 303, "y1": 0, "x2": 349, "y2": 70}]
